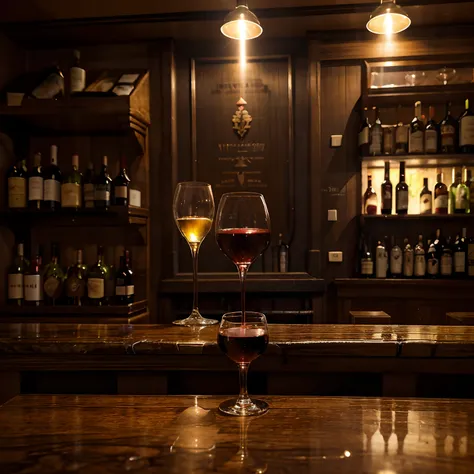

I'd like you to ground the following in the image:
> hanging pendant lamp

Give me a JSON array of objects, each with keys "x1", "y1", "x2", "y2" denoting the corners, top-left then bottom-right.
[
  {"x1": 366, "y1": 0, "x2": 411, "y2": 35},
  {"x1": 221, "y1": 0, "x2": 263, "y2": 40}
]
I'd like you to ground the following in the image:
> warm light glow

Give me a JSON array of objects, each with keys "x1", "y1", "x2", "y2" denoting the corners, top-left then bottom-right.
[
  {"x1": 344, "y1": 450, "x2": 351, "y2": 457},
  {"x1": 221, "y1": 2, "x2": 263, "y2": 40},
  {"x1": 366, "y1": 1, "x2": 411, "y2": 35},
  {"x1": 384, "y1": 13, "x2": 393, "y2": 36},
  {"x1": 239, "y1": 20, "x2": 247, "y2": 71}
]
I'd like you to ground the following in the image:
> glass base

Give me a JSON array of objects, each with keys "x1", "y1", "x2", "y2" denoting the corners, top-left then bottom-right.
[
  {"x1": 173, "y1": 310, "x2": 218, "y2": 327},
  {"x1": 218, "y1": 398, "x2": 269, "y2": 417}
]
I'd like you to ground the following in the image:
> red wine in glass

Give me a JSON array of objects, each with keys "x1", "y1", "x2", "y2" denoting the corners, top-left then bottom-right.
[
  {"x1": 216, "y1": 228, "x2": 271, "y2": 265},
  {"x1": 218, "y1": 327, "x2": 269, "y2": 364}
]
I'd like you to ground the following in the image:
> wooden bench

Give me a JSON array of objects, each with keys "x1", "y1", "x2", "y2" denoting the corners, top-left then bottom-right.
[
  {"x1": 350, "y1": 310, "x2": 391, "y2": 325},
  {"x1": 446, "y1": 313, "x2": 474, "y2": 326}
]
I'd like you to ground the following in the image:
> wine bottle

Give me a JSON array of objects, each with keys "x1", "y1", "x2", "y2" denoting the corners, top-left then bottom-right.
[
  {"x1": 468, "y1": 169, "x2": 474, "y2": 214},
  {"x1": 88, "y1": 246, "x2": 107, "y2": 306},
  {"x1": 434, "y1": 171, "x2": 448, "y2": 215},
  {"x1": 369, "y1": 107, "x2": 383, "y2": 156},
  {"x1": 455, "y1": 167, "x2": 469, "y2": 214},
  {"x1": 375, "y1": 239, "x2": 388, "y2": 279},
  {"x1": 83, "y1": 162, "x2": 95, "y2": 209},
  {"x1": 61, "y1": 154, "x2": 83, "y2": 209},
  {"x1": 454, "y1": 229, "x2": 467, "y2": 278},
  {"x1": 360, "y1": 239, "x2": 373, "y2": 278},
  {"x1": 381, "y1": 162, "x2": 392, "y2": 215},
  {"x1": 43, "y1": 145, "x2": 62, "y2": 210},
  {"x1": 459, "y1": 99, "x2": 474, "y2": 153},
  {"x1": 395, "y1": 105, "x2": 408, "y2": 155},
  {"x1": 390, "y1": 236, "x2": 402, "y2": 278},
  {"x1": 115, "y1": 250, "x2": 134, "y2": 305},
  {"x1": 7, "y1": 159, "x2": 27, "y2": 209},
  {"x1": 419, "y1": 177, "x2": 432, "y2": 215},
  {"x1": 414, "y1": 235, "x2": 426, "y2": 278},
  {"x1": 449, "y1": 168, "x2": 460, "y2": 214},
  {"x1": 66, "y1": 249, "x2": 87, "y2": 306},
  {"x1": 24, "y1": 250, "x2": 43, "y2": 306},
  {"x1": 112, "y1": 156, "x2": 130, "y2": 206},
  {"x1": 94, "y1": 156, "x2": 112, "y2": 209},
  {"x1": 468, "y1": 232, "x2": 474, "y2": 279},
  {"x1": 43, "y1": 243, "x2": 65, "y2": 305},
  {"x1": 8, "y1": 243, "x2": 27, "y2": 306},
  {"x1": 358, "y1": 107, "x2": 370, "y2": 156},
  {"x1": 70, "y1": 50, "x2": 86, "y2": 94},
  {"x1": 425, "y1": 106, "x2": 438, "y2": 153},
  {"x1": 426, "y1": 239, "x2": 439, "y2": 278},
  {"x1": 104, "y1": 247, "x2": 116, "y2": 305},
  {"x1": 440, "y1": 237, "x2": 453, "y2": 278},
  {"x1": 364, "y1": 174, "x2": 378, "y2": 215},
  {"x1": 440, "y1": 101, "x2": 457, "y2": 153},
  {"x1": 28, "y1": 152, "x2": 43, "y2": 210},
  {"x1": 383, "y1": 126, "x2": 394, "y2": 155},
  {"x1": 278, "y1": 233, "x2": 289, "y2": 272},
  {"x1": 409, "y1": 101, "x2": 424, "y2": 154},
  {"x1": 396, "y1": 161, "x2": 408, "y2": 215},
  {"x1": 31, "y1": 64, "x2": 64, "y2": 99},
  {"x1": 403, "y1": 238, "x2": 414, "y2": 277}
]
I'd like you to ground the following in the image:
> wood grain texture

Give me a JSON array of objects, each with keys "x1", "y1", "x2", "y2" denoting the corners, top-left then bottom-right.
[{"x1": 1, "y1": 394, "x2": 474, "y2": 473}]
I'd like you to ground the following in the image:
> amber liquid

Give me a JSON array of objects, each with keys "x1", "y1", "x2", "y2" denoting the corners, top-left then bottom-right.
[
  {"x1": 176, "y1": 217, "x2": 213, "y2": 244},
  {"x1": 218, "y1": 327, "x2": 268, "y2": 364}
]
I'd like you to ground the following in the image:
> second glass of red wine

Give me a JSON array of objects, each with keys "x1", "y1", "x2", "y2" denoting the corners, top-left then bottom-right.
[
  {"x1": 215, "y1": 192, "x2": 271, "y2": 320},
  {"x1": 218, "y1": 311, "x2": 269, "y2": 416}
]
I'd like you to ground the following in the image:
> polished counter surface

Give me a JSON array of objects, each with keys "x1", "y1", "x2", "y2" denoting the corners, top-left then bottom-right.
[{"x1": 1, "y1": 394, "x2": 473, "y2": 473}]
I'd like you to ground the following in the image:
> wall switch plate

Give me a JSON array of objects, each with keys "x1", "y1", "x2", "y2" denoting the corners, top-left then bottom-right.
[
  {"x1": 328, "y1": 251, "x2": 343, "y2": 263},
  {"x1": 330, "y1": 135, "x2": 343, "y2": 147},
  {"x1": 328, "y1": 209, "x2": 337, "y2": 221}
]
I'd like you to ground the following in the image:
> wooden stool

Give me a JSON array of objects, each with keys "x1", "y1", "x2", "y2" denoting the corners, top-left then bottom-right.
[
  {"x1": 446, "y1": 313, "x2": 474, "y2": 326},
  {"x1": 350, "y1": 311, "x2": 391, "y2": 325}
]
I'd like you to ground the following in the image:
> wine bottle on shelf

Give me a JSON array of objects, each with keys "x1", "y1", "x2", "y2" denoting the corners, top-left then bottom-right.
[
  {"x1": 83, "y1": 162, "x2": 95, "y2": 209},
  {"x1": 426, "y1": 239, "x2": 439, "y2": 278},
  {"x1": 455, "y1": 167, "x2": 469, "y2": 214},
  {"x1": 360, "y1": 238, "x2": 373, "y2": 278},
  {"x1": 61, "y1": 154, "x2": 83, "y2": 209},
  {"x1": 459, "y1": 99, "x2": 474, "y2": 153},
  {"x1": 419, "y1": 177, "x2": 432, "y2": 215},
  {"x1": 112, "y1": 156, "x2": 130, "y2": 206},
  {"x1": 94, "y1": 156, "x2": 112, "y2": 209},
  {"x1": 375, "y1": 239, "x2": 388, "y2": 279},
  {"x1": 449, "y1": 167, "x2": 460, "y2": 214},
  {"x1": 440, "y1": 237, "x2": 453, "y2": 278},
  {"x1": 104, "y1": 247, "x2": 116, "y2": 305},
  {"x1": 381, "y1": 161, "x2": 392, "y2": 215},
  {"x1": 43, "y1": 145, "x2": 62, "y2": 211},
  {"x1": 425, "y1": 106, "x2": 439, "y2": 154},
  {"x1": 468, "y1": 233, "x2": 474, "y2": 279},
  {"x1": 115, "y1": 250, "x2": 134, "y2": 305},
  {"x1": 7, "y1": 243, "x2": 28, "y2": 306},
  {"x1": 395, "y1": 105, "x2": 408, "y2": 155},
  {"x1": 24, "y1": 249, "x2": 43, "y2": 306},
  {"x1": 434, "y1": 171, "x2": 448, "y2": 215},
  {"x1": 7, "y1": 159, "x2": 27, "y2": 209},
  {"x1": 278, "y1": 233, "x2": 289, "y2": 273},
  {"x1": 454, "y1": 229, "x2": 467, "y2": 278},
  {"x1": 403, "y1": 238, "x2": 414, "y2": 278},
  {"x1": 88, "y1": 246, "x2": 107, "y2": 306},
  {"x1": 440, "y1": 101, "x2": 458, "y2": 154},
  {"x1": 358, "y1": 107, "x2": 370, "y2": 156},
  {"x1": 364, "y1": 174, "x2": 378, "y2": 215},
  {"x1": 383, "y1": 126, "x2": 394, "y2": 155},
  {"x1": 390, "y1": 236, "x2": 402, "y2": 278},
  {"x1": 409, "y1": 101, "x2": 424, "y2": 154},
  {"x1": 31, "y1": 63, "x2": 64, "y2": 99},
  {"x1": 70, "y1": 50, "x2": 86, "y2": 94},
  {"x1": 66, "y1": 249, "x2": 87, "y2": 306},
  {"x1": 369, "y1": 107, "x2": 383, "y2": 156},
  {"x1": 414, "y1": 235, "x2": 426, "y2": 278},
  {"x1": 396, "y1": 161, "x2": 408, "y2": 215},
  {"x1": 28, "y1": 152, "x2": 43, "y2": 210},
  {"x1": 468, "y1": 169, "x2": 474, "y2": 214},
  {"x1": 43, "y1": 243, "x2": 65, "y2": 306}
]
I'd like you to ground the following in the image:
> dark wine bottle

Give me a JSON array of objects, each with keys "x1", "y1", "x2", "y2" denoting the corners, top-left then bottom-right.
[
  {"x1": 395, "y1": 105, "x2": 408, "y2": 155},
  {"x1": 28, "y1": 152, "x2": 43, "y2": 210},
  {"x1": 7, "y1": 159, "x2": 27, "y2": 209},
  {"x1": 88, "y1": 246, "x2": 107, "y2": 306},
  {"x1": 363, "y1": 174, "x2": 378, "y2": 215},
  {"x1": 24, "y1": 250, "x2": 43, "y2": 306},
  {"x1": 459, "y1": 99, "x2": 474, "y2": 153},
  {"x1": 43, "y1": 145, "x2": 62, "y2": 211},
  {"x1": 112, "y1": 156, "x2": 130, "y2": 206},
  {"x1": 419, "y1": 177, "x2": 432, "y2": 215},
  {"x1": 454, "y1": 229, "x2": 467, "y2": 278},
  {"x1": 83, "y1": 162, "x2": 95, "y2": 209},
  {"x1": 66, "y1": 249, "x2": 87, "y2": 306},
  {"x1": 396, "y1": 161, "x2": 408, "y2": 215},
  {"x1": 358, "y1": 107, "x2": 370, "y2": 156},
  {"x1": 43, "y1": 243, "x2": 65, "y2": 306},
  {"x1": 381, "y1": 161, "x2": 392, "y2": 215},
  {"x1": 409, "y1": 101, "x2": 424, "y2": 154},
  {"x1": 440, "y1": 101, "x2": 458, "y2": 153},
  {"x1": 8, "y1": 243, "x2": 27, "y2": 306},
  {"x1": 425, "y1": 105, "x2": 438, "y2": 153},
  {"x1": 115, "y1": 250, "x2": 134, "y2": 305},
  {"x1": 94, "y1": 156, "x2": 112, "y2": 209},
  {"x1": 434, "y1": 172, "x2": 448, "y2": 215},
  {"x1": 369, "y1": 107, "x2": 382, "y2": 156}
]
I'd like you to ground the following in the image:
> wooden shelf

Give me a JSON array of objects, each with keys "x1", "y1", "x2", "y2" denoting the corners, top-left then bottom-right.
[
  {"x1": 362, "y1": 153, "x2": 474, "y2": 168},
  {"x1": 0, "y1": 206, "x2": 148, "y2": 227},
  {"x1": 361, "y1": 214, "x2": 474, "y2": 221}
]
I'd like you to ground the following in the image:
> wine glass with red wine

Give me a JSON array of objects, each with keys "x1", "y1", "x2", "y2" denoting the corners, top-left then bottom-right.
[{"x1": 217, "y1": 311, "x2": 269, "y2": 416}]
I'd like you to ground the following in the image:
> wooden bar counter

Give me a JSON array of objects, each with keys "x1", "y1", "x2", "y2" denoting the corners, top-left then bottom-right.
[
  {"x1": 1, "y1": 394, "x2": 474, "y2": 473},
  {"x1": 2, "y1": 323, "x2": 474, "y2": 400}
]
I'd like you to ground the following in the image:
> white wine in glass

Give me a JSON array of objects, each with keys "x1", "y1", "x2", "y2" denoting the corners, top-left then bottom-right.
[{"x1": 173, "y1": 182, "x2": 217, "y2": 326}]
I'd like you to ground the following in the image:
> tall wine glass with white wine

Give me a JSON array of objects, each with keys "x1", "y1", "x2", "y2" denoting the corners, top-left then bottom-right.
[{"x1": 173, "y1": 182, "x2": 217, "y2": 326}]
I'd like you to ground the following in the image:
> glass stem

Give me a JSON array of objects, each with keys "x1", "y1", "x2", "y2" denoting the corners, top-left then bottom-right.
[
  {"x1": 238, "y1": 264, "x2": 249, "y2": 324},
  {"x1": 191, "y1": 243, "x2": 200, "y2": 317},
  {"x1": 237, "y1": 363, "x2": 251, "y2": 407}
]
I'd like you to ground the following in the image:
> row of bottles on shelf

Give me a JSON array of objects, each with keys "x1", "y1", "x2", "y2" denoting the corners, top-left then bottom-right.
[
  {"x1": 364, "y1": 162, "x2": 474, "y2": 215},
  {"x1": 359, "y1": 228, "x2": 473, "y2": 279},
  {"x1": 7, "y1": 145, "x2": 134, "y2": 211},
  {"x1": 359, "y1": 100, "x2": 474, "y2": 156},
  {"x1": 7, "y1": 243, "x2": 134, "y2": 307}
]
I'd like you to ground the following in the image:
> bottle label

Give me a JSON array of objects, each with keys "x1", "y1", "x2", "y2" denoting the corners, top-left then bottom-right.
[
  {"x1": 390, "y1": 249, "x2": 402, "y2": 274},
  {"x1": 414, "y1": 255, "x2": 426, "y2": 276},
  {"x1": 44, "y1": 276, "x2": 61, "y2": 298},
  {"x1": 403, "y1": 252, "x2": 414, "y2": 276},
  {"x1": 468, "y1": 243, "x2": 474, "y2": 276},
  {"x1": 420, "y1": 194, "x2": 432, "y2": 214},
  {"x1": 383, "y1": 129, "x2": 393, "y2": 154},
  {"x1": 70, "y1": 67, "x2": 86, "y2": 93},
  {"x1": 8, "y1": 177, "x2": 26, "y2": 208},
  {"x1": 24, "y1": 275, "x2": 42, "y2": 301},
  {"x1": 44, "y1": 179, "x2": 61, "y2": 202},
  {"x1": 95, "y1": 186, "x2": 110, "y2": 203},
  {"x1": 425, "y1": 130, "x2": 438, "y2": 153},
  {"x1": 8, "y1": 273, "x2": 23, "y2": 299},
  {"x1": 441, "y1": 125, "x2": 455, "y2": 147},
  {"x1": 29, "y1": 176, "x2": 44, "y2": 201},
  {"x1": 382, "y1": 188, "x2": 392, "y2": 210},
  {"x1": 440, "y1": 254, "x2": 453, "y2": 276},
  {"x1": 396, "y1": 125, "x2": 408, "y2": 145},
  {"x1": 115, "y1": 285, "x2": 134, "y2": 296},
  {"x1": 375, "y1": 248, "x2": 387, "y2": 278},
  {"x1": 409, "y1": 131, "x2": 424, "y2": 153},
  {"x1": 460, "y1": 116, "x2": 474, "y2": 146},
  {"x1": 84, "y1": 183, "x2": 95, "y2": 208},
  {"x1": 397, "y1": 190, "x2": 408, "y2": 211},
  {"x1": 365, "y1": 195, "x2": 378, "y2": 215},
  {"x1": 32, "y1": 73, "x2": 64, "y2": 99},
  {"x1": 61, "y1": 183, "x2": 81, "y2": 208},
  {"x1": 455, "y1": 186, "x2": 469, "y2": 210},
  {"x1": 427, "y1": 257, "x2": 439, "y2": 275},
  {"x1": 454, "y1": 252, "x2": 466, "y2": 273},
  {"x1": 88, "y1": 278, "x2": 104, "y2": 299},
  {"x1": 434, "y1": 195, "x2": 448, "y2": 213},
  {"x1": 361, "y1": 259, "x2": 373, "y2": 276},
  {"x1": 115, "y1": 186, "x2": 128, "y2": 199},
  {"x1": 67, "y1": 276, "x2": 85, "y2": 297},
  {"x1": 370, "y1": 129, "x2": 382, "y2": 154},
  {"x1": 358, "y1": 128, "x2": 369, "y2": 147}
]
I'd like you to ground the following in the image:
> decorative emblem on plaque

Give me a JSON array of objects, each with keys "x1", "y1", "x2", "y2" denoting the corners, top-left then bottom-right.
[{"x1": 232, "y1": 97, "x2": 252, "y2": 140}]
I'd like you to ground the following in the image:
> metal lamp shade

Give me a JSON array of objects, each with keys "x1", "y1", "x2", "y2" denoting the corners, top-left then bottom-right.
[
  {"x1": 221, "y1": 4, "x2": 263, "y2": 40},
  {"x1": 366, "y1": 1, "x2": 411, "y2": 35}
]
